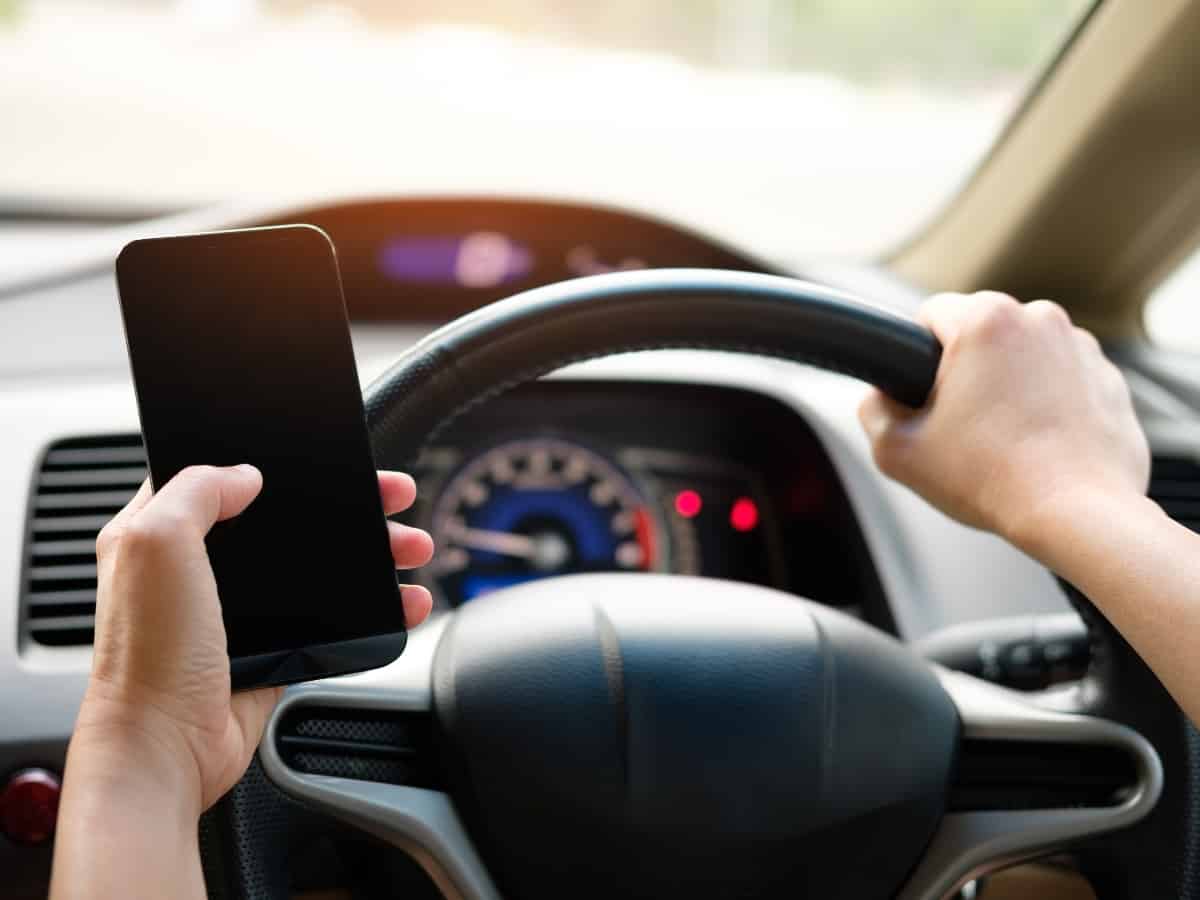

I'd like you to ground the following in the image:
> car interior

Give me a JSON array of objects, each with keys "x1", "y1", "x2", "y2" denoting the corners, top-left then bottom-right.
[{"x1": 6, "y1": 0, "x2": 1200, "y2": 898}]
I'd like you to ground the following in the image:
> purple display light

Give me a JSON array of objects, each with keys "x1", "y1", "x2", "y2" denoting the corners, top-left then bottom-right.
[{"x1": 378, "y1": 231, "x2": 533, "y2": 288}]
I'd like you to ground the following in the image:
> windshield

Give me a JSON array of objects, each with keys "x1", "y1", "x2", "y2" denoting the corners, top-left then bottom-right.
[{"x1": 3, "y1": 0, "x2": 1089, "y2": 259}]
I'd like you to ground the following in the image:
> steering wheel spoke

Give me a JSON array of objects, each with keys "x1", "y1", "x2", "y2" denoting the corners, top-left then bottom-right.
[
  {"x1": 899, "y1": 670, "x2": 1163, "y2": 899},
  {"x1": 255, "y1": 617, "x2": 500, "y2": 899}
]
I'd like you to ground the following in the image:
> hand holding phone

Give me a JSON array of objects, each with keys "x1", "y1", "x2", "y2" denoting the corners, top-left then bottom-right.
[{"x1": 115, "y1": 225, "x2": 416, "y2": 689}]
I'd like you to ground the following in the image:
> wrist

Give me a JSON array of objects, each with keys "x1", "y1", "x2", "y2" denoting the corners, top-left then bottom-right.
[
  {"x1": 52, "y1": 704, "x2": 206, "y2": 900},
  {"x1": 67, "y1": 694, "x2": 205, "y2": 827},
  {"x1": 1005, "y1": 484, "x2": 1164, "y2": 573}
]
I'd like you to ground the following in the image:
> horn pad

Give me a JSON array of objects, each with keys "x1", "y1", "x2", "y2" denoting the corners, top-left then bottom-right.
[{"x1": 432, "y1": 574, "x2": 958, "y2": 899}]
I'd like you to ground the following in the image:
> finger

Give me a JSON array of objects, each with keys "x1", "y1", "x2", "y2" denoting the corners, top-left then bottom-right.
[
  {"x1": 919, "y1": 290, "x2": 1018, "y2": 348},
  {"x1": 400, "y1": 583, "x2": 433, "y2": 628},
  {"x1": 917, "y1": 292, "x2": 971, "y2": 346},
  {"x1": 858, "y1": 389, "x2": 920, "y2": 478},
  {"x1": 859, "y1": 388, "x2": 917, "y2": 439},
  {"x1": 230, "y1": 685, "x2": 283, "y2": 753},
  {"x1": 137, "y1": 464, "x2": 264, "y2": 538},
  {"x1": 378, "y1": 471, "x2": 418, "y2": 516},
  {"x1": 1024, "y1": 299, "x2": 1072, "y2": 329},
  {"x1": 225, "y1": 685, "x2": 284, "y2": 804},
  {"x1": 1074, "y1": 325, "x2": 1102, "y2": 355},
  {"x1": 389, "y1": 521, "x2": 435, "y2": 569}
]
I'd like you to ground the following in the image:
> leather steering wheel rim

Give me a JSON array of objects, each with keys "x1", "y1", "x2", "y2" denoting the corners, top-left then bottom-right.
[
  {"x1": 200, "y1": 268, "x2": 1200, "y2": 900},
  {"x1": 360, "y1": 268, "x2": 939, "y2": 467}
]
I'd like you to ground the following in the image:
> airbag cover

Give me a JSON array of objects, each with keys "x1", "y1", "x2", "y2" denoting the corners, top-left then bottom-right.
[{"x1": 432, "y1": 574, "x2": 958, "y2": 898}]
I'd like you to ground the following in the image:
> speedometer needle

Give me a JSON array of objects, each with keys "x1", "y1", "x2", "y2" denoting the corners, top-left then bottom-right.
[{"x1": 447, "y1": 525, "x2": 539, "y2": 559}]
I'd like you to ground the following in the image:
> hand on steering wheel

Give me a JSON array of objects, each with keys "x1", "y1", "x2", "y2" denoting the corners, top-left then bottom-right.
[{"x1": 860, "y1": 291, "x2": 1148, "y2": 551}]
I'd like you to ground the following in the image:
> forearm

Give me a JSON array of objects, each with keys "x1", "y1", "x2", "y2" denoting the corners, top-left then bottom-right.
[
  {"x1": 50, "y1": 726, "x2": 205, "y2": 900},
  {"x1": 1017, "y1": 489, "x2": 1200, "y2": 725}
]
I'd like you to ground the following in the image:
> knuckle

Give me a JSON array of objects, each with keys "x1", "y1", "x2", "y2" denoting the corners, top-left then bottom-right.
[
  {"x1": 964, "y1": 292, "x2": 1020, "y2": 339},
  {"x1": 115, "y1": 516, "x2": 172, "y2": 557},
  {"x1": 175, "y1": 464, "x2": 217, "y2": 485},
  {"x1": 1074, "y1": 325, "x2": 1101, "y2": 351},
  {"x1": 95, "y1": 520, "x2": 123, "y2": 558},
  {"x1": 1026, "y1": 299, "x2": 1072, "y2": 328},
  {"x1": 973, "y1": 290, "x2": 1020, "y2": 308}
]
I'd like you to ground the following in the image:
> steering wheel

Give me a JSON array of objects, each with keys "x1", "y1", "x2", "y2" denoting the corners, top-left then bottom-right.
[{"x1": 199, "y1": 269, "x2": 1199, "y2": 900}]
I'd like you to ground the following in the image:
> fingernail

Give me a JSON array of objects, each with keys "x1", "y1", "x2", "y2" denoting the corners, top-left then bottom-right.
[{"x1": 234, "y1": 463, "x2": 260, "y2": 476}]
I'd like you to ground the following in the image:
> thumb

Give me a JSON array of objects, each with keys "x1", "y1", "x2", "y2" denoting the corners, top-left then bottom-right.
[
  {"x1": 141, "y1": 464, "x2": 264, "y2": 538},
  {"x1": 858, "y1": 389, "x2": 922, "y2": 480}
]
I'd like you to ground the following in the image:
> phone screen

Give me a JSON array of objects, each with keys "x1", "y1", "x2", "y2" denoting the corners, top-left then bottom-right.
[{"x1": 116, "y1": 226, "x2": 404, "y2": 688}]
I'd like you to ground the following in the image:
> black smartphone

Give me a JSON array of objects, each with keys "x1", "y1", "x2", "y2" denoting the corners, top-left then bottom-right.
[{"x1": 115, "y1": 225, "x2": 405, "y2": 690}]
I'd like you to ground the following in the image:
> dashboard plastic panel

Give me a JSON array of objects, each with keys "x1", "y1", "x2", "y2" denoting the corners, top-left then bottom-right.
[{"x1": 254, "y1": 198, "x2": 779, "y2": 321}]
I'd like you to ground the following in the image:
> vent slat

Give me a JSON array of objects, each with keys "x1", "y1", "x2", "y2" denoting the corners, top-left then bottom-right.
[
  {"x1": 25, "y1": 590, "x2": 97, "y2": 607},
  {"x1": 39, "y1": 468, "x2": 146, "y2": 489},
  {"x1": 30, "y1": 564, "x2": 98, "y2": 581},
  {"x1": 33, "y1": 515, "x2": 117, "y2": 533},
  {"x1": 44, "y1": 446, "x2": 144, "y2": 467},
  {"x1": 23, "y1": 436, "x2": 142, "y2": 648},
  {"x1": 36, "y1": 491, "x2": 135, "y2": 511},
  {"x1": 29, "y1": 615, "x2": 96, "y2": 632},
  {"x1": 32, "y1": 539, "x2": 99, "y2": 556}
]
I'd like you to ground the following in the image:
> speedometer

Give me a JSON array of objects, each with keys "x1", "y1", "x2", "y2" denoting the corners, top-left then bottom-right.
[{"x1": 423, "y1": 438, "x2": 665, "y2": 608}]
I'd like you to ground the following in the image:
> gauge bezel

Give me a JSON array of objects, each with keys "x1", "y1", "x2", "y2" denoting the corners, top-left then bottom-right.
[{"x1": 418, "y1": 434, "x2": 675, "y2": 610}]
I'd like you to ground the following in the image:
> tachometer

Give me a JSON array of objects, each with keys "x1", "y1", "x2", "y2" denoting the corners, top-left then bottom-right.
[{"x1": 424, "y1": 438, "x2": 664, "y2": 608}]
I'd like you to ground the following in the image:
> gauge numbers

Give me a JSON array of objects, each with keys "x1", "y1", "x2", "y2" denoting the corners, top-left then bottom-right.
[{"x1": 425, "y1": 438, "x2": 664, "y2": 608}]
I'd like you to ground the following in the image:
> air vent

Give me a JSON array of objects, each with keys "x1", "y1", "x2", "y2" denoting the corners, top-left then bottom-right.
[
  {"x1": 1149, "y1": 456, "x2": 1200, "y2": 532},
  {"x1": 22, "y1": 435, "x2": 145, "y2": 647},
  {"x1": 276, "y1": 706, "x2": 441, "y2": 789}
]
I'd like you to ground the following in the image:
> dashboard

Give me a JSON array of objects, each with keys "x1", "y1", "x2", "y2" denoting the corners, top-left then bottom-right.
[{"x1": 253, "y1": 198, "x2": 775, "y2": 321}]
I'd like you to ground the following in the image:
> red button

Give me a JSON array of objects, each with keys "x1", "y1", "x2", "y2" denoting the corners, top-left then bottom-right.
[{"x1": 1, "y1": 769, "x2": 61, "y2": 845}]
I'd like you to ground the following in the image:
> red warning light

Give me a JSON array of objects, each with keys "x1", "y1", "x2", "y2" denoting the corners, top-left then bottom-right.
[
  {"x1": 730, "y1": 497, "x2": 759, "y2": 532},
  {"x1": 674, "y1": 489, "x2": 703, "y2": 518}
]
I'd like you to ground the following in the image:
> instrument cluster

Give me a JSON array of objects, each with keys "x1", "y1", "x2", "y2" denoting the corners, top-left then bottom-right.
[{"x1": 396, "y1": 381, "x2": 893, "y2": 630}]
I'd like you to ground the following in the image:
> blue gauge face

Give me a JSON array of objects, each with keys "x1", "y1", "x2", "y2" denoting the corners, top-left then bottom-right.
[{"x1": 424, "y1": 438, "x2": 663, "y2": 608}]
